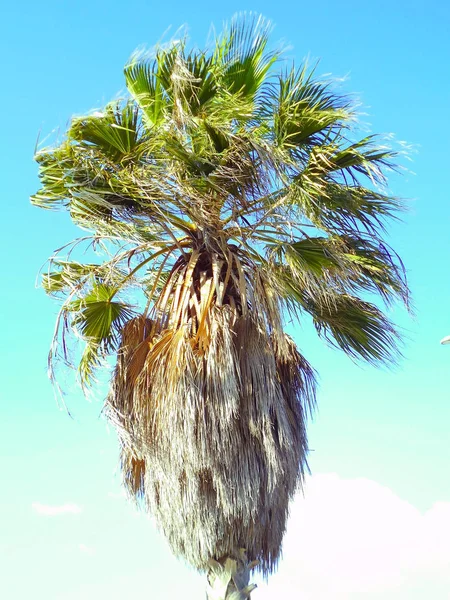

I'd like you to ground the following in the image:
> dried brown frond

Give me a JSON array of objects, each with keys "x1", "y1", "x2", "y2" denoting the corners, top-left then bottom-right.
[
  {"x1": 105, "y1": 246, "x2": 316, "y2": 575},
  {"x1": 121, "y1": 449, "x2": 146, "y2": 500}
]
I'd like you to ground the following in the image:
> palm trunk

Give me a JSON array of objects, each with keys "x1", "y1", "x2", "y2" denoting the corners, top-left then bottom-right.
[{"x1": 206, "y1": 550, "x2": 258, "y2": 600}]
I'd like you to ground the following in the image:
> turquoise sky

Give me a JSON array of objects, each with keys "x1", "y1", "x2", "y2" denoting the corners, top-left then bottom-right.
[{"x1": 2, "y1": 1, "x2": 450, "y2": 598}]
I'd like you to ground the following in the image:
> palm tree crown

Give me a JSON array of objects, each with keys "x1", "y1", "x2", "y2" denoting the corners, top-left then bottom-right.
[{"x1": 32, "y1": 14, "x2": 409, "y2": 586}]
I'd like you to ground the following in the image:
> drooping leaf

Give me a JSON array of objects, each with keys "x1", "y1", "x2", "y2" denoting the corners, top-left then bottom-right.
[
  {"x1": 70, "y1": 284, "x2": 135, "y2": 349},
  {"x1": 311, "y1": 294, "x2": 401, "y2": 364}
]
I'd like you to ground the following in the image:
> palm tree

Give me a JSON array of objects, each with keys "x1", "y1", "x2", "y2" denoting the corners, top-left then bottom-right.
[{"x1": 32, "y1": 15, "x2": 409, "y2": 599}]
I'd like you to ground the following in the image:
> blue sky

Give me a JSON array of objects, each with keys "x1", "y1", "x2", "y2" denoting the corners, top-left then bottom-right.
[{"x1": 2, "y1": 0, "x2": 450, "y2": 598}]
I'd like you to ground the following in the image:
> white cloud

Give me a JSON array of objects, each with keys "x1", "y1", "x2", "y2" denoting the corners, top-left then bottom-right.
[
  {"x1": 78, "y1": 543, "x2": 95, "y2": 556},
  {"x1": 256, "y1": 474, "x2": 450, "y2": 600},
  {"x1": 31, "y1": 502, "x2": 82, "y2": 516},
  {"x1": 26, "y1": 476, "x2": 450, "y2": 599}
]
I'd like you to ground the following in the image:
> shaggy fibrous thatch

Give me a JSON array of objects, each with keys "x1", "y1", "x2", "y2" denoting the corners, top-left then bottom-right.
[{"x1": 106, "y1": 248, "x2": 316, "y2": 574}]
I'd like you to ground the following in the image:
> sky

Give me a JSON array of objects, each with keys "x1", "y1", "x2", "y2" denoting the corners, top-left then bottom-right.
[{"x1": 1, "y1": 0, "x2": 450, "y2": 598}]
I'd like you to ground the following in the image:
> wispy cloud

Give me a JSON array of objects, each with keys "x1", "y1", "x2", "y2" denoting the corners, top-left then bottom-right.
[
  {"x1": 31, "y1": 502, "x2": 82, "y2": 516},
  {"x1": 78, "y1": 543, "x2": 95, "y2": 556}
]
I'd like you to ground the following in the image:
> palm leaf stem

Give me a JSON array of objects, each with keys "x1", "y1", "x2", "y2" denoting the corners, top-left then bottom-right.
[{"x1": 109, "y1": 242, "x2": 190, "y2": 300}]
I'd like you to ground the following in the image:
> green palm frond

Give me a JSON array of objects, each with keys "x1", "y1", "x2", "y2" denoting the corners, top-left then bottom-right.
[
  {"x1": 31, "y1": 143, "x2": 75, "y2": 209},
  {"x1": 70, "y1": 284, "x2": 134, "y2": 345},
  {"x1": 331, "y1": 136, "x2": 394, "y2": 184},
  {"x1": 339, "y1": 235, "x2": 409, "y2": 306},
  {"x1": 273, "y1": 64, "x2": 350, "y2": 151},
  {"x1": 312, "y1": 294, "x2": 401, "y2": 364},
  {"x1": 268, "y1": 233, "x2": 408, "y2": 305},
  {"x1": 66, "y1": 283, "x2": 135, "y2": 387},
  {"x1": 124, "y1": 53, "x2": 170, "y2": 128},
  {"x1": 222, "y1": 14, "x2": 277, "y2": 100},
  {"x1": 272, "y1": 261, "x2": 401, "y2": 364},
  {"x1": 69, "y1": 101, "x2": 144, "y2": 163},
  {"x1": 291, "y1": 175, "x2": 402, "y2": 236},
  {"x1": 271, "y1": 236, "x2": 343, "y2": 277},
  {"x1": 181, "y1": 50, "x2": 219, "y2": 113}
]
